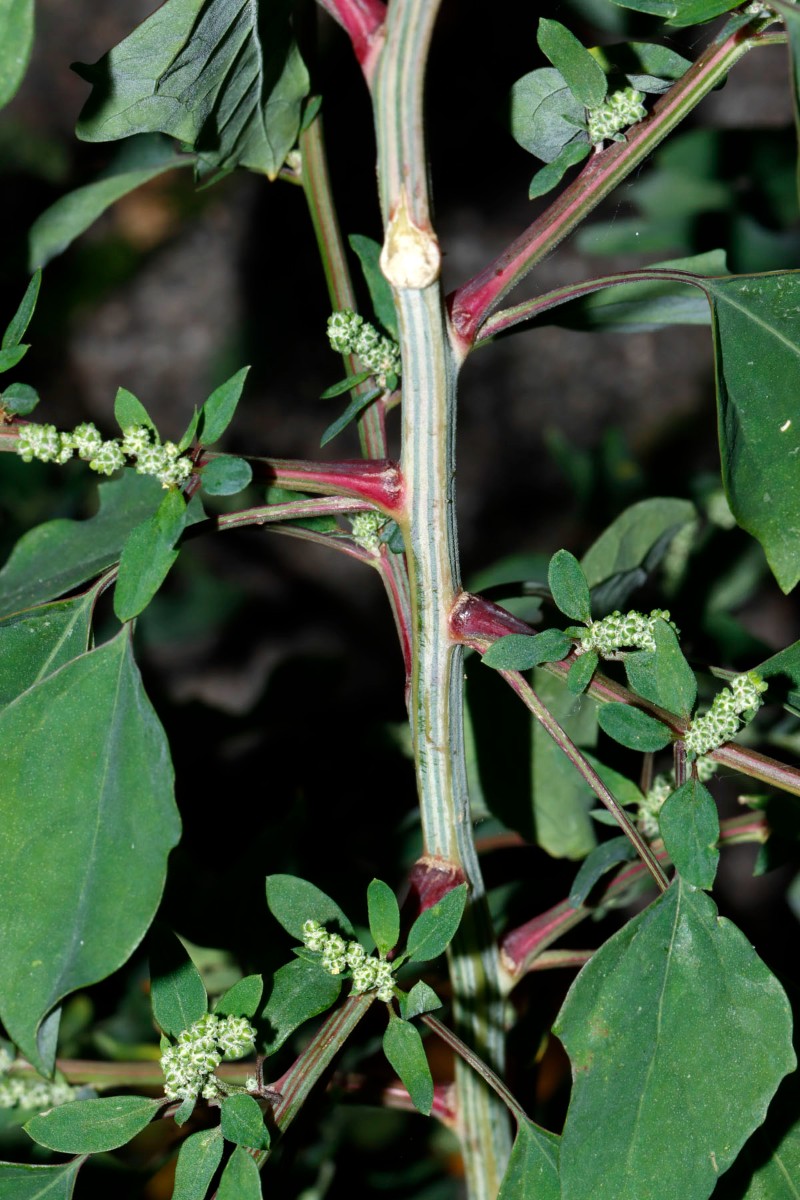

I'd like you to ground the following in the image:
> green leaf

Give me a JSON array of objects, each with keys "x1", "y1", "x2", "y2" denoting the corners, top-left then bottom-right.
[
  {"x1": 113, "y1": 386, "x2": 156, "y2": 436},
  {"x1": 0, "y1": 471, "x2": 193, "y2": 620},
  {"x1": 699, "y1": 272, "x2": 800, "y2": 592},
  {"x1": 624, "y1": 618, "x2": 697, "y2": 718},
  {"x1": 510, "y1": 68, "x2": 586, "y2": 164},
  {"x1": 0, "y1": 0, "x2": 34, "y2": 110},
  {"x1": 532, "y1": 668, "x2": 598, "y2": 859},
  {"x1": 261, "y1": 958, "x2": 341, "y2": 1055},
  {"x1": 607, "y1": 0, "x2": 678, "y2": 13},
  {"x1": 0, "y1": 344, "x2": 28, "y2": 373},
  {"x1": 666, "y1": 0, "x2": 741, "y2": 26},
  {"x1": 548, "y1": 549, "x2": 592, "y2": 623},
  {"x1": 591, "y1": 41, "x2": 691, "y2": 94},
  {"x1": 382, "y1": 1015, "x2": 433, "y2": 1116},
  {"x1": 178, "y1": 406, "x2": 201, "y2": 452},
  {"x1": 200, "y1": 456, "x2": 252, "y2": 497},
  {"x1": 172, "y1": 1127, "x2": 224, "y2": 1200},
  {"x1": 583, "y1": 752, "x2": 645, "y2": 810},
  {"x1": 482, "y1": 629, "x2": 573, "y2": 670},
  {"x1": 320, "y1": 371, "x2": 372, "y2": 399},
  {"x1": 114, "y1": 488, "x2": 188, "y2": 622},
  {"x1": 266, "y1": 874, "x2": 354, "y2": 941},
  {"x1": 497, "y1": 1119, "x2": 561, "y2": 1200},
  {"x1": 0, "y1": 590, "x2": 95, "y2": 708},
  {"x1": 528, "y1": 140, "x2": 590, "y2": 199},
  {"x1": 217, "y1": 1145, "x2": 262, "y2": 1200},
  {"x1": 569, "y1": 837, "x2": 637, "y2": 907},
  {"x1": 29, "y1": 151, "x2": 191, "y2": 269},
  {"x1": 348, "y1": 234, "x2": 398, "y2": 339},
  {"x1": 555, "y1": 880, "x2": 795, "y2": 1200},
  {"x1": 173, "y1": 1096, "x2": 196, "y2": 1127},
  {"x1": 26, "y1": 1096, "x2": 162, "y2": 1153},
  {"x1": 1, "y1": 382, "x2": 40, "y2": 415},
  {"x1": 714, "y1": 1075, "x2": 800, "y2": 1200},
  {"x1": 367, "y1": 879, "x2": 400, "y2": 956},
  {"x1": 198, "y1": 368, "x2": 250, "y2": 446},
  {"x1": 776, "y1": 1, "x2": 800, "y2": 205},
  {"x1": 74, "y1": 0, "x2": 309, "y2": 182},
  {"x1": 149, "y1": 928, "x2": 207, "y2": 1038},
  {"x1": 658, "y1": 779, "x2": 719, "y2": 890},
  {"x1": 757, "y1": 637, "x2": 800, "y2": 712},
  {"x1": 399, "y1": 981, "x2": 442, "y2": 1022},
  {"x1": 215, "y1": 975, "x2": 263, "y2": 1018},
  {"x1": 220, "y1": 1094, "x2": 270, "y2": 1151},
  {"x1": 537, "y1": 20, "x2": 607, "y2": 109},
  {"x1": 0, "y1": 630, "x2": 180, "y2": 1072},
  {"x1": 3, "y1": 270, "x2": 41, "y2": 350},
  {"x1": 0, "y1": 1159, "x2": 84, "y2": 1199},
  {"x1": 567, "y1": 650, "x2": 598, "y2": 695},
  {"x1": 581, "y1": 497, "x2": 697, "y2": 611},
  {"x1": 598, "y1": 702, "x2": 673, "y2": 751},
  {"x1": 406, "y1": 884, "x2": 467, "y2": 964},
  {"x1": 320, "y1": 387, "x2": 382, "y2": 447}
]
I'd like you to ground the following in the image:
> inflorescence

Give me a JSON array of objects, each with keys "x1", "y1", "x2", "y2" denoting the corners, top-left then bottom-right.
[
  {"x1": 579, "y1": 609, "x2": 677, "y2": 656},
  {"x1": 0, "y1": 1046, "x2": 76, "y2": 1111},
  {"x1": 588, "y1": 87, "x2": 647, "y2": 146},
  {"x1": 684, "y1": 672, "x2": 768, "y2": 758},
  {"x1": 160, "y1": 1013, "x2": 256, "y2": 1102},
  {"x1": 302, "y1": 919, "x2": 396, "y2": 1003},
  {"x1": 327, "y1": 311, "x2": 401, "y2": 389},
  {"x1": 16, "y1": 421, "x2": 193, "y2": 487},
  {"x1": 350, "y1": 510, "x2": 388, "y2": 553}
]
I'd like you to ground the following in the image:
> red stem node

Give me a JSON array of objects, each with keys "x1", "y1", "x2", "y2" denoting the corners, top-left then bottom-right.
[
  {"x1": 244, "y1": 455, "x2": 406, "y2": 515},
  {"x1": 316, "y1": 0, "x2": 387, "y2": 79}
]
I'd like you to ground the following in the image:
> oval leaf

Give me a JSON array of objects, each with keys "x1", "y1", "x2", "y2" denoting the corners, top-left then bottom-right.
[
  {"x1": 510, "y1": 68, "x2": 586, "y2": 164},
  {"x1": 215, "y1": 975, "x2": 264, "y2": 1019},
  {"x1": 537, "y1": 19, "x2": 607, "y2": 109},
  {"x1": 149, "y1": 928, "x2": 207, "y2": 1038},
  {"x1": 172, "y1": 1127, "x2": 224, "y2": 1200},
  {"x1": 0, "y1": 631, "x2": 181, "y2": 1072},
  {"x1": 399, "y1": 981, "x2": 442, "y2": 1022},
  {"x1": 266, "y1": 875, "x2": 354, "y2": 941},
  {"x1": 624, "y1": 618, "x2": 697, "y2": 718},
  {"x1": 482, "y1": 629, "x2": 572, "y2": 670},
  {"x1": 2, "y1": 382, "x2": 40, "y2": 416},
  {"x1": 25, "y1": 1096, "x2": 162, "y2": 1154},
  {"x1": 382, "y1": 1016, "x2": 433, "y2": 1116},
  {"x1": 406, "y1": 884, "x2": 467, "y2": 964},
  {"x1": 555, "y1": 880, "x2": 796, "y2": 1200},
  {"x1": 220, "y1": 1094, "x2": 270, "y2": 1151},
  {"x1": 114, "y1": 488, "x2": 188, "y2": 622},
  {"x1": 569, "y1": 837, "x2": 636, "y2": 907},
  {"x1": 367, "y1": 879, "x2": 400, "y2": 956},
  {"x1": 567, "y1": 650, "x2": 598, "y2": 696},
  {"x1": 548, "y1": 550, "x2": 592, "y2": 623},
  {"x1": 200, "y1": 455, "x2": 252, "y2": 497},
  {"x1": 113, "y1": 387, "x2": 156, "y2": 436},
  {"x1": 217, "y1": 1144, "x2": 262, "y2": 1200},
  {"x1": 261, "y1": 959, "x2": 341, "y2": 1055},
  {"x1": 597, "y1": 702, "x2": 673, "y2": 751},
  {"x1": 658, "y1": 778, "x2": 719, "y2": 890}
]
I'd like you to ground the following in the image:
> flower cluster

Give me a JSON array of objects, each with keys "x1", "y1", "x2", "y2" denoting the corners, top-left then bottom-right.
[
  {"x1": 579, "y1": 609, "x2": 677, "y2": 656},
  {"x1": 588, "y1": 87, "x2": 647, "y2": 146},
  {"x1": 327, "y1": 310, "x2": 401, "y2": 387},
  {"x1": 302, "y1": 919, "x2": 396, "y2": 1003},
  {"x1": 16, "y1": 420, "x2": 193, "y2": 487},
  {"x1": 160, "y1": 1012, "x2": 256, "y2": 1102},
  {"x1": 350, "y1": 511, "x2": 387, "y2": 553},
  {"x1": 637, "y1": 758, "x2": 718, "y2": 838},
  {"x1": 0, "y1": 1047, "x2": 76, "y2": 1111},
  {"x1": 684, "y1": 672, "x2": 768, "y2": 757}
]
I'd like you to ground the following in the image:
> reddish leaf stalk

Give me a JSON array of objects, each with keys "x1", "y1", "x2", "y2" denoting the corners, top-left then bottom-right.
[
  {"x1": 315, "y1": 0, "x2": 387, "y2": 81},
  {"x1": 245, "y1": 454, "x2": 405, "y2": 513}
]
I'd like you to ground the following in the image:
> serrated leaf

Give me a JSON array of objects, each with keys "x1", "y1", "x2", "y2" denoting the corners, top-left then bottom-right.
[
  {"x1": 598, "y1": 702, "x2": 673, "y2": 751},
  {"x1": 200, "y1": 455, "x2": 252, "y2": 496},
  {"x1": 113, "y1": 386, "x2": 156, "y2": 435},
  {"x1": 658, "y1": 779, "x2": 719, "y2": 889},
  {"x1": 217, "y1": 1145, "x2": 262, "y2": 1200},
  {"x1": 537, "y1": 19, "x2": 607, "y2": 109},
  {"x1": 0, "y1": 0, "x2": 35, "y2": 110},
  {"x1": 549, "y1": 549, "x2": 592, "y2": 622},
  {"x1": 172, "y1": 1127, "x2": 224, "y2": 1200},
  {"x1": 399, "y1": 981, "x2": 442, "y2": 1022},
  {"x1": 266, "y1": 874, "x2": 354, "y2": 941},
  {"x1": 567, "y1": 650, "x2": 598, "y2": 695},
  {"x1": 320, "y1": 387, "x2": 381, "y2": 447},
  {"x1": 220, "y1": 1094, "x2": 270, "y2": 1150},
  {"x1": 3, "y1": 270, "x2": 40, "y2": 349},
  {"x1": 528, "y1": 140, "x2": 590, "y2": 199},
  {"x1": 498, "y1": 1119, "x2": 561, "y2": 1200},
  {"x1": 406, "y1": 884, "x2": 467, "y2": 964},
  {"x1": 624, "y1": 618, "x2": 697, "y2": 718},
  {"x1": 367, "y1": 879, "x2": 400, "y2": 956},
  {"x1": 261, "y1": 958, "x2": 341, "y2": 1055},
  {"x1": 215, "y1": 975, "x2": 263, "y2": 1018},
  {"x1": 1, "y1": 382, "x2": 39, "y2": 415},
  {"x1": 569, "y1": 837, "x2": 637, "y2": 907},
  {"x1": 510, "y1": 68, "x2": 586, "y2": 164},
  {"x1": 198, "y1": 368, "x2": 250, "y2": 446},
  {"x1": 0, "y1": 630, "x2": 181, "y2": 1072},
  {"x1": 0, "y1": 1159, "x2": 84, "y2": 1199},
  {"x1": 482, "y1": 629, "x2": 573, "y2": 670},
  {"x1": 74, "y1": 0, "x2": 309, "y2": 182},
  {"x1": 149, "y1": 928, "x2": 207, "y2": 1038},
  {"x1": 26, "y1": 1096, "x2": 162, "y2": 1153},
  {"x1": 114, "y1": 488, "x2": 188, "y2": 621},
  {"x1": 348, "y1": 234, "x2": 398, "y2": 339},
  {"x1": 555, "y1": 879, "x2": 795, "y2": 1200},
  {"x1": 382, "y1": 1016, "x2": 433, "y2": 1116},
  {"x1": 0, "y1": 590, "x2": 95, "y2": 708}
]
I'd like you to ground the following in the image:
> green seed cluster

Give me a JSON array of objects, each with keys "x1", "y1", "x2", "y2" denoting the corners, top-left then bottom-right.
[
  {"x1": 684, "y1": 672, "x2": 768, "y2": 757},
  {"x1": 350, "y1": 511, "x2": 387, "y2": 553},
  {"x1": 0, "y1": 1047, "x2": 76, "y2": 1111},
  {"x1": 588, "y1": 87, "x2": 647, "y2": 145},
  {"x1": 302, "y1": 919, "x2": 396, "y2": 1003},
  {"x1": 637, "y1": 758, "x2": 718, "y2": 838},
  {"x1": 579, "y1": 609, "x2": 676, "y2": 655},
  {"x1": 16, "y1": 421, "x2": 193, "y2": 487},
  {"x1": 160, "y1": 1013, "x2": 256, "y2": 1102},
  {"x1": 327, "y1": 310, "x2": 401, "y2": 387}
]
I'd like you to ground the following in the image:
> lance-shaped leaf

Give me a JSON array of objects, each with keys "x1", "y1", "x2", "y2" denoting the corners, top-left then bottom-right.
[
  {"x1": 498, "y1": 1120, "x2": 561, "y2": 1200},
  {"x1": 114, "y1": 488, "x2": 188, "y2": 622},
  {"x1": 658, "y1": 779, "x2": 719, "y2": 890},
  {"x1": 382, "y1": 1015, "x2": 433, "y2": 1116},
  {"x1": 0, "y1": 1158, "x2": 85, "y2": 1199},
  {"x1": 198, "y1": 367, "x2": 250, "y2": 446},
  {"x1": 215, "y1": 974, "x2": 263, "y2": 1018},
  {"x1": 74, "y1": 0, "x2": 309, "y2": 181},
  {"x1": 0, "y1": 630, "x2": 180, "y2": 1072},
  {"x1": 555, "y1": 879, "x2": 795, "y2": 1200},
  {"x1": 172, "y1": 1127, "x2": 224, "y2": 1200},
  {"x1": 217, "y1": 1145, "x2": 262, "y2": 1200},
  {"x1": 0, "y1": 0, "x2": 34, "y2": 110},
  {"x1": 3, "y1": 270, "x2": 40, "y2": 350},
  {"x1": 0, "y1": 589, "x2": 96, "y2": 708},
  {"x1": 349, "y1": 234, "x2": 398, "y2": 339},
  {"x1": 367, "y1": 879, "x2": 400, "y2": 956},
  {"x1": 406, "y1": 884, "x2": 467, "y2": 964},
  {"x1": 482, "y1": 629, "x2": 572, "y2": 670},
  {"x1": 528, "y1": 141, "x2": 590, "y2": 200},
  {"x1": 261, "y1": 959, "x2": 341, "y2": 1054},
  {"x1": 220, "y1": 1094, "x2": 270, "y2": 1150},
  {"x1": 26, "y1": 1096, "x2": 162, "y2": 1153},
  {"x1": 624, "y1": 617, "x2": 697, "y2": 718},
  {"x1": 597, "y1": 702, "x2": 673, "y2": 751},
  {"x1": 149, "y1": 927, "x2": 207, "y2": 1037},
  {"x1": 537, "y1": 19, "x2": 607, "y2": 109}
]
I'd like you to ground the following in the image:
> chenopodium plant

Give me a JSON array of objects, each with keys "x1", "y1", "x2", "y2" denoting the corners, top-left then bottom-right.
[{"x1": 2, "y1": 1, "x2": 800, "y2": 1199}]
